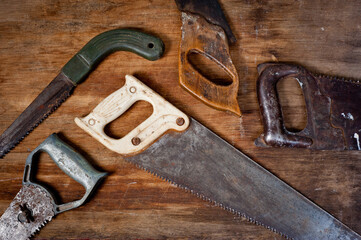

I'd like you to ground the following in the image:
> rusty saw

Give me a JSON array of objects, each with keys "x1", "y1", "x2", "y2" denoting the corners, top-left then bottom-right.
[
  {"x1": 0, "y1": 29, "x2": 164, "y2": 158},
  {"x1": 0, "y1": 133, "x2": 106, "y2": 239},
  {"x1": 175, "y1": 0, "x2": 241, "y2": 116},
  {"x1": 74, "y1": 75, "x2": 360, "y2": 239},
  {"x1": 256, "y1": 63, "x2": 361, "y2": 150}
]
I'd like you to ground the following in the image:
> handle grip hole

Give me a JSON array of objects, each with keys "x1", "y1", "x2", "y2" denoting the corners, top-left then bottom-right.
[
  {"x1": 277, "y1": 76, "x2": 307, "y2": 133},
  {"x1": 23, "y1": 165, "x2": 30, "y2": 183},
  {"x1": 104, "y1": 100, "x2": 153, "y2": 140},
  {"x1": 187, "y1": 51, "x2": 233, "y2": 86},
  {"x1": 148, "y1": 42, "x2": 154, "y2": 49},
  {"x1": 30, "y1": 152, "x2": 85, "y2": 205}
]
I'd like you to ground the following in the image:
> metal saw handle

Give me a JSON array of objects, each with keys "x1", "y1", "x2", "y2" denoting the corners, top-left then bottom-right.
[
  {"x1": 257, "y1": 63, "x2": 313, "y2": 148},
  {"x1": 23, "y1": 133, "x2": 107, "y2": 214},
  {"x1": 75, "y1": 75, "x2": 189, "y2": 155},
  {"x1": 62, "y1": 29, "x2": 165, "y2": 84}
]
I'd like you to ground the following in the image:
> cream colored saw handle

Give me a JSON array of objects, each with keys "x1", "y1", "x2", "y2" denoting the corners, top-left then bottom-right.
[{"x1": 75, "y1": 75, "x2": 189, "y2": 155}]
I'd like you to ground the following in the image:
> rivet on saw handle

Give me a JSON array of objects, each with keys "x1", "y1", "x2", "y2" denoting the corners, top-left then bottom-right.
[
  {"x1": 0, "y1": 29, "x2": 165, "y2": 159},
  {"x1": 75, "y1": 75, "x2": 190, "y2": 155}
]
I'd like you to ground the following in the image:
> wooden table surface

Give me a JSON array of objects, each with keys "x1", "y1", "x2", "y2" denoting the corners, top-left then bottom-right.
[{"x1": 0, "y1": 0, "x2": 360, "y2": 239}]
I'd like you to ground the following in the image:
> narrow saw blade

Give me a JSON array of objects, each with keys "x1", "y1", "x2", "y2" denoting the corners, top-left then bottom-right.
[
  {"x1": 0, "y1": 72, "x2": 74, "y2": 158},
  {"x1": 0, "y1": 184, "x2": 55, "y2": 240},
  {"x1": 126, "y1": 118, "x2": 360, "y2": 239}
]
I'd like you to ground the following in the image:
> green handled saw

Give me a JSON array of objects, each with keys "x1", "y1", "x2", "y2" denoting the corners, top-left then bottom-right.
[
  {"x1": 0, "y1": 29, "x2": 164, "y2": 158},
  {"x1": 0, "y1": 133, "x2": 106, "y2": 239},
  {"x1": 75, "y1": 75, "x2": 360, "y2": 239}
]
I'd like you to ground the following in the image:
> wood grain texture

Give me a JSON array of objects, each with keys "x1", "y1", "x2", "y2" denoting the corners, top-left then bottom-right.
[
  {"x1": 178, "y1": 12, "x2": 241, "y2": 115},
  {"x1": 0, "y1": 0, "x2": 360, "y2": 239},
  {"x1": 74, "y1": 75, "x2": 190, "y2": 155}
]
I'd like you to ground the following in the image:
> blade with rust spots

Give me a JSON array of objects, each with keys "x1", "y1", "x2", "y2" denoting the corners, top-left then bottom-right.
[
  {"x1": 175, "y1": 0, "x2": 236, "y2": 43},
  {"x1": 126, "y1": 118, "x2": 361, "y2": 240},
  {"x1": 0, "y1": 29, "x2": 165, "y2": 158},
  {"x1": 74, "y1": 76, "x2": 359, "y2": 239},
  {"x1": 0, "y1": 73, "x2": 74, "y2": 158},
  {"x1": 0, "y1": 185, "x2": 55, "y2": 240}
]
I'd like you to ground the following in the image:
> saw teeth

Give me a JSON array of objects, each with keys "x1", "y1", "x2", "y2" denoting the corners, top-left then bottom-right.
[
  {"x1": 0, "y1": 91, "x2": 70, "y2": 159},
  {"x1": 315, "y1": 72, "x2": 361, "y2": 84},
  {"x1": 27, "y1": 218, "x2": 52, "y2": 240},
  {"x1": 125, "y1": 159, "x2": 293, "y2": 240}
]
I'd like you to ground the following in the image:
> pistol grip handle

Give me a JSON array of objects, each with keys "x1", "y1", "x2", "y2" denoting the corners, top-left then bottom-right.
[
  {"x1": 178, "y1": 12, "x2": 240, "y2": 116},
  {"x1": 24, "y1": 133, "x2": 107, "y2": 213},
  {"x1": 75, "y1": 75, "x2": 189, "y2": 155},
  {"x1": 257, "y1": 63, "x2": 313, "y2": 148},
  {"x1": 62, "y1": 29, "x2": 164, "y2": 84}
]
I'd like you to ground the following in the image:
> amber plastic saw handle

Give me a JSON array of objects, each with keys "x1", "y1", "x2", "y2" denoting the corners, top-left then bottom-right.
[
  {"x1": 178, "y1": 12, "x2": 240, "y2": 116},
  {"x1": 257, "y1": 63, "x2": 313, "y2": 148},
  {"x1": 75, "y1": 75, "x2": 189, "y2": 155},
  {"x1": 23, "y1": 133, "x2": 107, "y2": 214}
]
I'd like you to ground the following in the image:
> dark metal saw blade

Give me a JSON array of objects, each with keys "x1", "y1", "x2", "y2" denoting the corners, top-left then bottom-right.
[
  {"x1": 175, "y1": 0, "x2": 236, "y2": 44},
  {"x1": 0, "y1": 72, "x2": 75, "y2": 158},
  {"x1": 0, "y1": 184, "x2": 55, "y2": 240},
  {"x1": 126, "y1": 118, "x2": 360, "y2": 239}
]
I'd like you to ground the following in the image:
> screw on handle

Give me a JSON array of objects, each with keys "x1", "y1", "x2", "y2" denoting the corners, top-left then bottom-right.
[
  {"x1": 75, "y1": 75, "x2": 190, "y2": 155},
  {"x1": 62, "y1": 29, "x2": 165, "y2": 85},
  {"x1": 23, "y1": 133, "x2": 107, "y2": 214},
  {"x1": 257, "y1": 63, "x2": 313, "y2": 148}
]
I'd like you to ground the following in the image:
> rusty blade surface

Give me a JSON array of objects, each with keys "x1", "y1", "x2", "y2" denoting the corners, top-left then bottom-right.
[
  {"x1": 175, "y1": 0, "x2": 236, "y2": 44},
  {"x1": 0, "y1": 72, "x2": 74, "y2": 158},
  {"x1": 127, "y1": 118, "x2": 360, "y2": 240},
  {"x1": 0, "y1": 184, "x2": 55, "y2": 240},
  {"x1": 256, "y1": 63, "x2": 361, "y2": 150}
]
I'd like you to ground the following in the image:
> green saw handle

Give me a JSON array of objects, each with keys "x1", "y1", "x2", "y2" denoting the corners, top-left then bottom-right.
[
  {"x1": 62, "y1": 29, "x2": 165, "y2": 84},
  {"x1": 23, "y1": 133, "x2": 107, "y2": 214}
]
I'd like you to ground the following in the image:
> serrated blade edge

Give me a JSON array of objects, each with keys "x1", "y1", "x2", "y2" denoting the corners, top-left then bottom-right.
[
  {"x1": 0, "y1": 72, "x2": 74, "y2": 158},
  {"x1": 0, "y1": 184, "x2": 55, "y2": 240},
  {"x1": 126, "y1": 118, "x2": 361, "y2": 240},
  {"x1": 130, "y1": 161, "x2": 291, "y2": 239}
]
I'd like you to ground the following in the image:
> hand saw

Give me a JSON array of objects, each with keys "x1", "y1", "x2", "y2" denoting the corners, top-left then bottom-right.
[
  {"x1": 74, "y1": 75, "x2": 360, "y2": 239},
  {"x1": 175, "y1": 0, "x2": 241, "y2": 116},
  {"x1": 256, "y1": 63, "x2": 361, "y2": 150},
  {"x1": 0, "y1": 29, "x2": 164, "y2": 158},
  {"x1": 0, "y1": 133, "x2": 106, "y2": 240}
]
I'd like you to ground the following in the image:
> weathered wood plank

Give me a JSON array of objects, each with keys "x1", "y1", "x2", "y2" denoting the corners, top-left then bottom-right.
[{"x1": 0, "y1": 0, "x2": 359, "y2": 239}]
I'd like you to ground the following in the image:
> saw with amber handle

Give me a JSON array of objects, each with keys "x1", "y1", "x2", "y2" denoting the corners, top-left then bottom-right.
[{"x1": 175, "y1": 0, "x2": 241, "y2": 116}]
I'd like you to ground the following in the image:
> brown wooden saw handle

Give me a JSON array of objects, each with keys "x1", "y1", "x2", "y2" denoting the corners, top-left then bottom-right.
[
  {"x1": 257, "y1": 63, "x2": 313, "y2": 148},
  {"x1": 178, "y1": 12, "x2": 240, "y2": 116}
]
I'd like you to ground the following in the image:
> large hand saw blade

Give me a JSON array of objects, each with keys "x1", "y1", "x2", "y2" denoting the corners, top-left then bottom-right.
[
  {"x1": 75, "y1": 75, "x2": 360, "y2": 239},
  {"x1": 0, "y1": 29, "x2": 164, "y2": 158}
]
